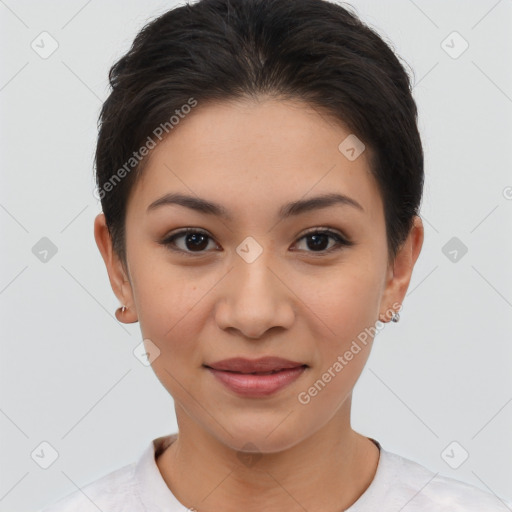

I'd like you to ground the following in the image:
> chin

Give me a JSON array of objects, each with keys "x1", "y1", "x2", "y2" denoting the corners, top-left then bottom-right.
[{"x1": 214, "y1": 415, "x2": 310, "y2": 455}]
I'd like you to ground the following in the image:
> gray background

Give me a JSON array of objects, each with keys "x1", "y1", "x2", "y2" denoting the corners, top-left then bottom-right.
[{"x1": 1, "y1": 0, "x2": 511, "y2": 510}]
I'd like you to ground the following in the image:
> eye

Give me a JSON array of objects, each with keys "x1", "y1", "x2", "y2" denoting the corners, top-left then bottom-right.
[
  {"x1": 293, "y1": 228, "x2": 354, "y2": 254},
  {"x1": 159, "y1": 228, "x2": 219, "y2": 255},
  {"x1": 159, "y1": 227, "x2": 353, "y2": 257}
]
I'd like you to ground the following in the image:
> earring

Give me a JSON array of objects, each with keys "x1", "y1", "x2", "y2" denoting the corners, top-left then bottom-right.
[{"x1": 391, "y1": 311, "x2": 400, "y2": 323}]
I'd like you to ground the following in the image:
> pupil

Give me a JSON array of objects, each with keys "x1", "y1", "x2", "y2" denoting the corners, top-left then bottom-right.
[
  {"x1": 308, "y1": 234, "x2": 328, "y2": 251},
  {"x1": 186, "y1": 233, "x2": 208, "y2": 251}
]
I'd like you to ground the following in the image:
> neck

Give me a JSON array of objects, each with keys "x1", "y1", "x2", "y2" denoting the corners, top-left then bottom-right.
[{"x1": 156, "y1": 400, "x2": 380, "y2": 512}]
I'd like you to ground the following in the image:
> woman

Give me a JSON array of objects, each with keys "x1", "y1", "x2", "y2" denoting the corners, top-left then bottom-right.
[{"x1": 41, "y1": 0, "x2": 511, "y2": 510}]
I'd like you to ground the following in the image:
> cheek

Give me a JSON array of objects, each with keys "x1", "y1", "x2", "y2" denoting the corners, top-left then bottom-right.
[
  {"x1": 292, "y1": 258, "x2": 384, "y2": 405},
  {"x1": 128, "y1": 254, "x2": 206, "y2": 359},
  {"x1": 333, "y1": 274, "x2": 382, "y2": 339},
  {"x1": 133, "y1": 270, "x2": 208, "y2": 400},
  {"x1": 296, "y1": 258, "x2": 384, "y2": 341},
  {"x1": 295, "y1": 267, "x2": 380, "y2": 413},
  {"x1": 137, "y1": 284, "x2": 204, "y2": 354}
]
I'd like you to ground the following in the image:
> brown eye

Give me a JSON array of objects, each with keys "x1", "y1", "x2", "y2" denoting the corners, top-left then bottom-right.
[
  {"x1": 160, "y1": 229, "x2": 218, "y2": 254},
  {"x1": 159, "y1": 227, "x2": 353, "y2": 257},
  {"x1": 294, "y1": 229, "x2": 353, "y2": 254}
]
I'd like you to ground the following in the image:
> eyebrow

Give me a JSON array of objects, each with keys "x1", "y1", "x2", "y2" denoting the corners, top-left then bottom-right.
[{"x1": 146, "y1": 192, "x2": 364, "y2": 220}]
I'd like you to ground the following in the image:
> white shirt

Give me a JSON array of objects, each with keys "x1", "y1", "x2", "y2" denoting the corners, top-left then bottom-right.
[{"x1": 40, "y1": 433, "x2": 512, "y2": 511}]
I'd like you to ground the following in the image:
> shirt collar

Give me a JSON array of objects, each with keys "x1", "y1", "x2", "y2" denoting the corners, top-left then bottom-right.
[{"x1": 134, "y1": 433, "x2": 189, "y2": 511}]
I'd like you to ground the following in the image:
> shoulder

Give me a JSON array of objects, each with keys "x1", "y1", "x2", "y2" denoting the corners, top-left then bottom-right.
[
  {"x1": 377, "y1": 448, "x2": 512, "y2": 511},
  {"x1": 38, "y1": 461, "x2": 141, "y2": 512},
  {"x1": 38, "y1": 434, "x2": 179, "y2": 512}
]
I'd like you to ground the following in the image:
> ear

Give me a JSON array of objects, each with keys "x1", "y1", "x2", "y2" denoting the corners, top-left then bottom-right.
[
  {"x1": 94, "y1": 212, "x2": 138, "y2": 324},
  {"x1": 378, "y1": 215, "x2": 424, "y2": 323}
]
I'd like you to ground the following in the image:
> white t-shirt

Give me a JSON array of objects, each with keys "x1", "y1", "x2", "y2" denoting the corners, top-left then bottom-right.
[{"x1": 39, "y1": 433, "x2": 512, "y2": 511}]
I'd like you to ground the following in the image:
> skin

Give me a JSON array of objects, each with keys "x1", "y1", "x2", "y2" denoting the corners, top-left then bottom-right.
[{"x1": 94, "y1": 97, "x2": 424, "y2": 512}]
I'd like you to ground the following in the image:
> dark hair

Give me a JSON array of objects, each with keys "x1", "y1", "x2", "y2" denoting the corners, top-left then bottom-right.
[{"x1": 95, "y1": 0, "x2": 423, "y2": 269}]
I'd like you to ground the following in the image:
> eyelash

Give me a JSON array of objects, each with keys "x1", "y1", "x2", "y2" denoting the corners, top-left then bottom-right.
[{"x1": 159, "y1": 227, "x2": 354, "y2": 257}]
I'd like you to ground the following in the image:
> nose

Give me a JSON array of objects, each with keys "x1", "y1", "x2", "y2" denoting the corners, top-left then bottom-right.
[{"x1": 214, "y1": 252, "x2": 295, "y2": 339}]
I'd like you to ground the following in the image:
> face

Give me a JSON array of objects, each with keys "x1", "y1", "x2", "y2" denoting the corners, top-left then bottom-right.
[{"x1": 95, "y1": 98, "x2": 423, "y2": 454}]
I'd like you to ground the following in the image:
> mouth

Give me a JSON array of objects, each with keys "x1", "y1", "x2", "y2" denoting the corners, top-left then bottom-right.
[
  {"x1": 203, "y1": 357, "x2": 309, "y2": 397},
  {"x1": 203, "y1": 366, "x2": 308, "y2": 375},
  {"x1": 212, "y1": 368, "x2": 304, "y2": 374},
  {"x1": 203, "y1": 356, "x2": 309, "y2": 374}
]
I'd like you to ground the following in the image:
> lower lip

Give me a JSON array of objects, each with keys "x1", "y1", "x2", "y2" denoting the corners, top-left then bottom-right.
[{"x1": 206, "y1": 366, "x2": 307, "y2": 397}]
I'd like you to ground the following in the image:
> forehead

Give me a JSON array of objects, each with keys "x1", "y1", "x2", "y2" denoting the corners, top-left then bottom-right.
[{"x1": 127, "y1": 98, "x2": 383, "y2": 225}]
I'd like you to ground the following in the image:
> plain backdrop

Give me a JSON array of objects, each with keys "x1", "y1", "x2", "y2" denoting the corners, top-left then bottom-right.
[{"x1": 0, "y1": 1, "x2": 511, "y2": 510}]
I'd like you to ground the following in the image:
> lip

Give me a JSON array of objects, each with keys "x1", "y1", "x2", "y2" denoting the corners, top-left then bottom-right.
[
  {"x1": 204, "y1": 357, "x2": 308, "y2": 398},
  {"x1": 205, "y1": 356, "x2": 307, "y2": 373}
]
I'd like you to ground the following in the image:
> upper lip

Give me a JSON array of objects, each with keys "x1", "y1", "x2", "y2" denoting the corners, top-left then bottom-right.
[{"x1": 204, "y1": 357, "x2": 307, "y2": 373}]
